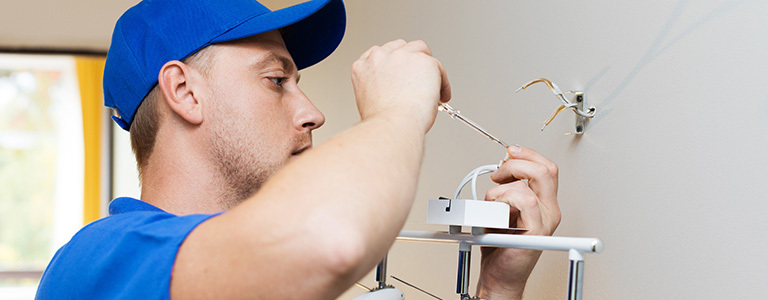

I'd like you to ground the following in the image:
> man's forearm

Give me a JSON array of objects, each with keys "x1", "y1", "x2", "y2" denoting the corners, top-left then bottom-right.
[{"x1": 251, "y1": 112, "x2": 427, "y2": 276}]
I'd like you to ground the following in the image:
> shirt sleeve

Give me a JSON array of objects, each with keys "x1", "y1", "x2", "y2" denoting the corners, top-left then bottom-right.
[{"x1": 36, "y1": 210, "x2": 220, "y2": 300}]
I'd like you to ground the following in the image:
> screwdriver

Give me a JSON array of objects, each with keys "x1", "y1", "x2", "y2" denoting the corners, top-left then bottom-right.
[{"x1": 438, "y1": 102, "x2": 509, "y2": 149}]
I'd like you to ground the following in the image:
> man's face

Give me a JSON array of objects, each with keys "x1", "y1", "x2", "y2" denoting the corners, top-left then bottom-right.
[{"x1": 197, "y1": 31, "x2": 325, "y2": 206}]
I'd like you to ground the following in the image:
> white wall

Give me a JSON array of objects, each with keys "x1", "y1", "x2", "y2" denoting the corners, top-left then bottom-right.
[
  {"x1": 0, "y1": 0, "x2": 138, "y2": 51},
  {"x1": 293, "y1": 0, "x2": 768, "y2": 299},
  {"x1": 14, "y1": 0, "x2": 766, "y2": 298}
]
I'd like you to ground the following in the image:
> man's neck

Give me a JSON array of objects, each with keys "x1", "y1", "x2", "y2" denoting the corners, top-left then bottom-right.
[{"x1": 138, "y1": 129, "x2": 229, "y2": 215}]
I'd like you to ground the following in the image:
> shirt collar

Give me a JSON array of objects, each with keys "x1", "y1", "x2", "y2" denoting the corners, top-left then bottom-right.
[{"x1": 108, "y1": 197, "x2": 166, "y2": 215}]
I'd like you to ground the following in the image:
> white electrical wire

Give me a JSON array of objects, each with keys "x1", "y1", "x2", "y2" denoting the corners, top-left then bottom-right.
[{"x1": 452, "y1": 164, "x2": 500, "y2": 201}]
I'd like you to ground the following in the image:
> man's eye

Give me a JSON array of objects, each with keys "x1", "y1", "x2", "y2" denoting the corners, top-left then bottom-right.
[{"x1": 270, "y1": 77, "x2": 286, "y2": 87}]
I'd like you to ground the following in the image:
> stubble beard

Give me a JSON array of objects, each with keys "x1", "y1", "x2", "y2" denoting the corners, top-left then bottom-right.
[
  {"x1": 209, "y1": 100, "x2": 281, "y2": 210},
  {"x1": 211, "y1": 128, "x2": 310, "y2": 210},
  {"x1": 207, "y1": 95, "x2": 313, "y2": 210},
  {"x1": 211, "y1": 128, "x2": 272, "y2": 209}
]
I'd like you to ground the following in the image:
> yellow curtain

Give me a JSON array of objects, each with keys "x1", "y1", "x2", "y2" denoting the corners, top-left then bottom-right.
[{"x1": 75, "y1": 56, "x2": 106, "y2": 225}]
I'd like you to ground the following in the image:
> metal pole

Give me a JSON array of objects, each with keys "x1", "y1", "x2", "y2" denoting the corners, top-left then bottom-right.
[
  {"x1": 376, "y1": 253, "x2": 388, "y2": 289},
  {"x1": 567, "y1": 249, "x2": 584, "y2": 300},
  {"x1": 456, "y1": 242, "x2": 471, "y2": 299}
]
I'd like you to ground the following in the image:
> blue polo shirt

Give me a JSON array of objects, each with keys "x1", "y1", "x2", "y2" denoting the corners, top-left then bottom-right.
[{"x1": 36, "y1": 197, "x2": 219, "y2": 299}]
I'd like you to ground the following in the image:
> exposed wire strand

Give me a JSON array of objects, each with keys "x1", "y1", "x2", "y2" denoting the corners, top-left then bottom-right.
[{"x1": 515, "y1": 78, "x2": 596, "y2": 131}]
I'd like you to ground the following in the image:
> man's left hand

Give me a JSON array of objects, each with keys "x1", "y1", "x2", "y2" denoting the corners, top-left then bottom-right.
[{"x1": 475, "y1": 145, "x2": 561, "y2": 300}]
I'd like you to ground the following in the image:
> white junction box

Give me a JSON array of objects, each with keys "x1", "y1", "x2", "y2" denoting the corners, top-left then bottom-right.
[{"x1": 426, "y1": 199, "x2": 510, "y2": 229}]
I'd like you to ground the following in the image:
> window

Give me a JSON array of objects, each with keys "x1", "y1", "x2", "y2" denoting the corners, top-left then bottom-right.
[{"x1": 0, "y1": 53, "x2": 106, "y2": 299}]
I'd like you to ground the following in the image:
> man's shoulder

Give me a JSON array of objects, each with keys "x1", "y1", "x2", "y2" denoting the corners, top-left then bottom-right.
[
  {"x1": 54, "y1": 196, "x2": 219, "y2": 259},
  {"x1": 35, "y1": 197, "x2": 219, "y2": 299},
  {"x1": 62, "y1": 197, "x2": 178, "y2": 245}
]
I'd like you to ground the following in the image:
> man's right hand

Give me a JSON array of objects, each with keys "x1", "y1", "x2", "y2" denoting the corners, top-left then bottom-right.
[{"x1": 351, "y1": 39, "x2": 451, "y2": 133}]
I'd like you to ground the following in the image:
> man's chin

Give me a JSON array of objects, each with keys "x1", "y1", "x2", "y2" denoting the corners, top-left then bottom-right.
[
  {"x1": 289, "y1": 151, "x2": 306, "y2": 161},
  {"x1": 289, "y1": 145, "x2": 312, "y2": 160}
]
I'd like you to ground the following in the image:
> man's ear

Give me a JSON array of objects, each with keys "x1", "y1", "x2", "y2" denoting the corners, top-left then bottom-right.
[{"x1": 158, "y1": 60, "x2": 204, "y2": 126}]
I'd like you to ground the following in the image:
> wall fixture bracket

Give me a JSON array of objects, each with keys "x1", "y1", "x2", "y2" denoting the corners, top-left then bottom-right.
[
  {"x1": 515, "y1": 78, "x2": 596, "y2": 135},
  {"x1": 571, "y1": 91, "x2": 589, "y2": 135}
]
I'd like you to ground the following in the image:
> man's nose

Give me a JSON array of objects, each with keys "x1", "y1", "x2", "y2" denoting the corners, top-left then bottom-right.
[{"x1": 294, "y1": 91, "x2": 325, "y2": 132}]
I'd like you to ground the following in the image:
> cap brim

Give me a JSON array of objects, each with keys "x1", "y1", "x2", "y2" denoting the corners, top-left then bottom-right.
[{"x1": 211, "y1": 0, "x2": 346, "y2": 70}]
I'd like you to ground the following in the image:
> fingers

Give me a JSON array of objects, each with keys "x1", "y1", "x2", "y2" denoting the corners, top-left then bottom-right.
[
  {"x1": 485, "y1": 180, "x2": 561, "y2": 235},
  {"x1": 491, "y1": 146, "x2": 558, "y2": 208},
  {"x1": 398, "y1": 40, "x2": 450, "y2": 102},
  {"x1": 485, "y1": 181, "x2": 545, "y2": 233},
  {"x1": 486, "y1": 146, "x2": 561, "y2": 234},
  {"x1": 358, "y1": 44, "x2": 375, "y2": 60},
  {"x1": 492, "y1": 146, "x2": 558, "y2": 183},
  {"x1": 399, "y1": 39, "x2": 431, "y2": 55},
  {"x1": 351, "y1": 39, "x2": 450, "y2": 132},
  {"x1": 360, "y1": 39, "x2": 428, "y2": 60},
  {"x1": 359, "y1": 39, "x2": 407, "y2": 58},
  {"x1": 494, "y1": 159, "x2": 557, "y2": 200},
  {"x1": 382, "y1": 39, "x2": 409, "y2": 51},
  {"x1": 437, "y1": 60, "x2": 451, "y2": 103}
]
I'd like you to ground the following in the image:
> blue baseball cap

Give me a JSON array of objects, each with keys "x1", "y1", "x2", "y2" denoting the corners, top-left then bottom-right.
[{"x1": 103, "y1": 0, "x2": 346, "y2": 130}]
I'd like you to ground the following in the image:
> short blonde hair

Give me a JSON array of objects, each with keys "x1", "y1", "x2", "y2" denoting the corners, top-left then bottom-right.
[{"x1": 129, "y1": 46, "x2": 216, "y2": 179}]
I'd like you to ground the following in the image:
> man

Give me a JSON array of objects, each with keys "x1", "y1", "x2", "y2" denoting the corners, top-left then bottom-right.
[{"x1": 37, "y1": 0, "x2": 560, "y2": 299}]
